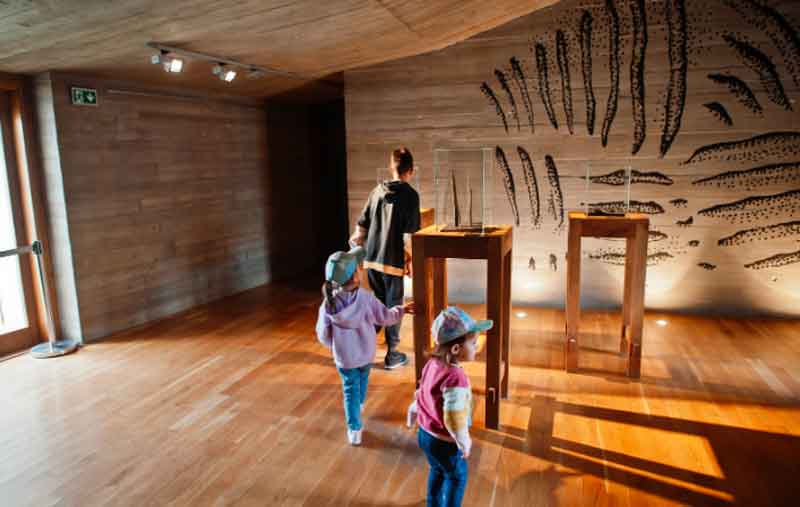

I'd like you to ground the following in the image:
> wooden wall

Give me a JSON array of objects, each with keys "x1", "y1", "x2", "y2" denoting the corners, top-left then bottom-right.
[
  {"x1": 345, "y1": 0, "x2": 800, "y2": 317},
  {"x1": 33, "y1": 73, "x2": 331, "y2": 341}
]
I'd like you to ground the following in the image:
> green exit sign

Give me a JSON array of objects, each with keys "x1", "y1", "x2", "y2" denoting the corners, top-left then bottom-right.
[{"x1": 70, "y1": 87, "x2": 98, "y2": 106}]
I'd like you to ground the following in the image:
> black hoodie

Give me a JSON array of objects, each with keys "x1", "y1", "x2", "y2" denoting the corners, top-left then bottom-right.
[{"x1": 357, "y1": 180, "x2": 420, "y2": 276}]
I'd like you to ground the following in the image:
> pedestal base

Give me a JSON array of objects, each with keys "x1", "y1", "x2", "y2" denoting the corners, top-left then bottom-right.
[{"x1": 30, "y1": 340, "x2": 80, "y2": 359}]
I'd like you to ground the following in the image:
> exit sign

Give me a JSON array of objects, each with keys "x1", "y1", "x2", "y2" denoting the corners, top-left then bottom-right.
[{"x1": 70, "y1": 87, "x2": 98, "y2": 106}]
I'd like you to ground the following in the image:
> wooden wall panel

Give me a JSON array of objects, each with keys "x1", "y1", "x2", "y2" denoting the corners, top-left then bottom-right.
[
  {"x1": 35, "y1": 73, "x2": 323, "y2": 341},
  {"x1": 346, "y1": 0, "x2": 800, "y2": 317}
]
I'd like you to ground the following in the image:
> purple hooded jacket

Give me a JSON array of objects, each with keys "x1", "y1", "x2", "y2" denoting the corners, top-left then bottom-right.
[{"x1": 316, "y1": 288, "x2": 405, "y2": 369}]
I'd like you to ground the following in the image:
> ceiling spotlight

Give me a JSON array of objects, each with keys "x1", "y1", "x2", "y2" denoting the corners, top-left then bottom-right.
[
  {"x1": 150, "y1": 50, "x2": 165, "y2": 66},
  {"x1": 212, "y1": 64, "x2": 236, "y2": 82},
  {"x1": 165, "y1": 57, "x2": 183, "y2": 73},
  {"x1": 150, "y1": 50, "x2": 183, "y2": 73}
]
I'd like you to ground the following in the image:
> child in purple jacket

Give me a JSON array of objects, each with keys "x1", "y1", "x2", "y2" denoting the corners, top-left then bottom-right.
[{"x1": 316, "y1": 246, "x2": 414, "y2": 445}]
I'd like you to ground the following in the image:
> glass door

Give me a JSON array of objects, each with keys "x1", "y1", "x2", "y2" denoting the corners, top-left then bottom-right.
[{"x1": 0, "y1": 92, "x2": 37, "y2": 356}]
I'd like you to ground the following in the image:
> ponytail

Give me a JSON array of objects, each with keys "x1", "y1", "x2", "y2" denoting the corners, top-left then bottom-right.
[{"x1": 322, "y1": 280, "x2": 339, "y2": 312}]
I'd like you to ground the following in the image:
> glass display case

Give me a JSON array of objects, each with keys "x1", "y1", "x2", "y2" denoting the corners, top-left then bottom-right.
[
  {"x1": 433, "y1": 148, "x2": 493, "y2": 233},
  {"x1": 580, "y1": 162, "x2": 634, "y2": 216}
]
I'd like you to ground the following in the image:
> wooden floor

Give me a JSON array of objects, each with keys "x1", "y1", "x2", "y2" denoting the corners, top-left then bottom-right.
[{"x1": 1, "y1": 280, "x2": 799, "y2": 506}]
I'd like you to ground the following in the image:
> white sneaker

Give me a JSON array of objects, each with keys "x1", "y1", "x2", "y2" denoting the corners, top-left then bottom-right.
[{"x1": 347, "y1": 429, "x2": 363, "y2": 446}]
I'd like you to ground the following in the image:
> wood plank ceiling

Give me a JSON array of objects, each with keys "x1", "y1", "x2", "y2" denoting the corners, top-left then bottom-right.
[{"x1": 0, "y1": 0, "x2": 558, "y2": 98}]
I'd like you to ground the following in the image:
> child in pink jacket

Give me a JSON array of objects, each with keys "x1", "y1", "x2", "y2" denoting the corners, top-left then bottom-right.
[{"x1": 316, "y1": 246, "x2": 414, "y2": 445}]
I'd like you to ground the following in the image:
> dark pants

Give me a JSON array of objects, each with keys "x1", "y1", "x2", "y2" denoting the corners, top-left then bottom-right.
[
  {"x1": 418, "y1": 428, "x2": 468, "y2": 507},
  {"x1": 367, "y1": 269, "x2": 404, "y2": 351}
]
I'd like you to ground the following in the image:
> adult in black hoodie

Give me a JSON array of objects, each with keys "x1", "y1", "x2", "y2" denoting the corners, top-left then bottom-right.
[{"x1": 350, "y1": 148, "x2": 420, "y2": 369}]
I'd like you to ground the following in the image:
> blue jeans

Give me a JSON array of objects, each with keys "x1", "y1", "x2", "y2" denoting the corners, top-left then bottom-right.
[
  {"x1": 337, "y1": 364, "x2": 371, "y2": 430},
  {"x1": 418, "y1": 428, "x2": 468, "y2": 507}
]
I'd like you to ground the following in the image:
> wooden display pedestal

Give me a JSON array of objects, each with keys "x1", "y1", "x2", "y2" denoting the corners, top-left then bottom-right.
[
  {"x1": 411, "y1": 225, "x2": 512, "y2": 429},
  {"x1": 566, "y1": 212, "x2": 649, "y2": 378}
]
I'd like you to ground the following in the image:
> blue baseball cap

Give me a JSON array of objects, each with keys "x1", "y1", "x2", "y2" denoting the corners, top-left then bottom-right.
[
  {"x1": 325, "y1": 246, "x2": 366, "y2": 285},
  {"x1": 432, "y1": 306, "x2": 493, "y2": 345}
]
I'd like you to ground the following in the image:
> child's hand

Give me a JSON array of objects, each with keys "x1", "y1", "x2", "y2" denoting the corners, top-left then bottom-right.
[
  {"x1": 406, "y1": 401, "x2": 418, "y2": 428},
  {"x1": 403, "y1": 301, "x2": 416, "y2": 314},
  {"x1": 459, "y1": 436, "x2": 472, "y2": 459}
]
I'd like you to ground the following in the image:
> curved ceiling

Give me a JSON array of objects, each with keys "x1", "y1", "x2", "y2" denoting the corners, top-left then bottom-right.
[{"x1": 0, "y1": 0, "x2": 558, "y2": 98}]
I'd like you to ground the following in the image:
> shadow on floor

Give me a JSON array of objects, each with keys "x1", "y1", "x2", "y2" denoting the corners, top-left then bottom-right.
[{"x1": 473, "y1": 395, "x2": 800, "y2": 506}]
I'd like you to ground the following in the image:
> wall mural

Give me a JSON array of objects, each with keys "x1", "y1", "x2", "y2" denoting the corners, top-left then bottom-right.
[
  {"x1": 556, "y1": 29, "x2": 575, "y2": 135},
  {"x1": 510, "y1": 57, "x2": 535, "y2": 133},
  {"x1": 544, "y1": 155, "x2": 565, "y2": 231},
  {"x1": 534, "y1": 43, "x2": 559, "y2": 130},
  {"x1": 724, "y1": 34, "x2": 792, "y2": 111},
  {"x1": 517, "y1": 146, "x2": 542, "y2": 228},
  {"x1": 703, "y1": 101, "x2": 734, "y2": 126},
  {"x1": 346, "y1": 0, "x2": 800, "y2": 316},
  {"x1": 629, "y1": 0, "x2": 648, "y2": 155},
  {"x1": 588, "y1": 169, "x2": 673, "y2": 186},
  {"x1": 707, "y1": 73, "x2": 763, "y2": 115},
  {"x1": 601, "y1": 0, "x2": 621, "y2": 148},
  {"x1": 579, "y1": 10, "x2": 596, "y2": 136},
  {"x1": 692, "y1": 162, "x2": 800, "y2": 190},
  {"x1": 683, "y1": 132, "x2": 800, "y2": 164},
  {"x1": 660, "y1": 0, "x2": 688, "y2": 158},
  {"x1": 495, "y1": 147, "x2": 520, "y2": 226},
  {"x1": 469, "y1": 0, "x2": 800, "y2": 311},
  {"x1": 480, "y1": 82, "x2": 508, "y2": 133}
]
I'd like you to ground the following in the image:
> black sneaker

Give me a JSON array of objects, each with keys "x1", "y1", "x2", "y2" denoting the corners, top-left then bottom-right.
[{"x1": 384, "y1": 351, "x2": 408, "y2": 370}]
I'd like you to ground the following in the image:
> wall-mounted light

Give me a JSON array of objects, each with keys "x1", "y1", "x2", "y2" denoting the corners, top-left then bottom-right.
[{"x1": 656, "y1": 319, "x2": 668, "y2": 327}]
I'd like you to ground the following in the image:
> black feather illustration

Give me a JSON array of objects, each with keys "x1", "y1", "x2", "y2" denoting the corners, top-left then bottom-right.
[
  {"x1": 556, "y1": 30, "x2": 574, "y2": 135},
  {"x1": 510, "y1": 57, "x2": 535, "y2": 133},
  {"x1": 579, "y1": 11, "x2": 596, "y2": 136},
  {"x1": 720, "y1": 0, "x2": 800, "y2": 88},
  {"x1": 517, "y1": 146, "x2": 541, "y2": 228},
  {"x1": 545, "y1": 155, "x2": 565, "y2": 230},
  {"x1": 601, "y1": 0, "x2": 620, "y2": 148},
  {"x1": 698, "y1": 190, "x2": 800, "y2": 223},
  {"x1": 684, "y1": 132, "x2": 800, "y2": 164},
  {"x1": 707, "y1": 74, "x2": 763, "y2": 115},
  {"x1": 494, "y1": 147, "x2": 520, "y2": 226},
  {"x1": 588, "y1": 169, "x2": 673, "y2": 186},
  {"x1": 481, "y1": 82, "x2": 509, "y2": 133},
  {"x1": 535, "y1": 43, "x2": 559, "y2": 130},
  {"x1": 692, "y1": 162, "x2": 800, "y2": 190},
  {"x1": 703, "y1": 102, "x2": 733, "y2": 126},
  {"x1": 745, "y1": 250, "x2": 800, "y2": 270},
  {"x1": 719, "y1": 221, "x2": 800, "y2": 247},
  {"x1": 660, "y1": 0, "x2": 688, "y2": 158},
  {"x1": 495, "y1": 69, "x2": 521, "y2": 131},
  {"x1": 630, "y1": 0, "x2": 648, "y2": 155},
  {"x1": 723, "y1": 34, "x2": 792, "y2": 111}
]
